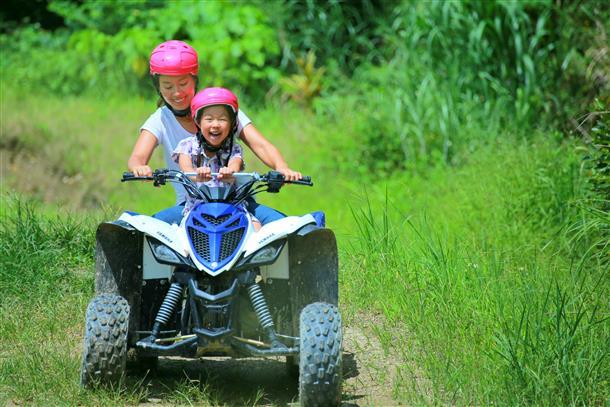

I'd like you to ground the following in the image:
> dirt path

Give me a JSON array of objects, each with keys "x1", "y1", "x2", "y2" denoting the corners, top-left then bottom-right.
[
  {"x1": 340, "y1": 322, "x2": 402, "y2": 406},
  {"x1": 135, "y1": 312, "x2": 405, "y2": 406}
]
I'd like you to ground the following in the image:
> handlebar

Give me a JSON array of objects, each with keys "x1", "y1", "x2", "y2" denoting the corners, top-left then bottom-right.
[
  {"x1": 121, "y1": 172, "x2": 146, "y2": 181},
  {"x1": 122, "y1": 170, "x2": 313, "y2": 186}
]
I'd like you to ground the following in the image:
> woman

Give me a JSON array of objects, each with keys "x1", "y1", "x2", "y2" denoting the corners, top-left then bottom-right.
[{"x1": 127, "y1": 40, "x2": 301, "y2": 224}]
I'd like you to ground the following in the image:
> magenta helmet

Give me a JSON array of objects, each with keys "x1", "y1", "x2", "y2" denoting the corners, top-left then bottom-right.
[
  {"x1": 149, "y1": 40, "x2": 198, "y2": 76},
  {"x1": 191, "y1": 87, "x2": 239, "y2": 126}
]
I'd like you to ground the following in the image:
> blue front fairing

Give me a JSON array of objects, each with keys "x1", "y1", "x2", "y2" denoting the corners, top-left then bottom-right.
[{"x1": 185, "y1": 202, "x2": 249, "y2": 272}]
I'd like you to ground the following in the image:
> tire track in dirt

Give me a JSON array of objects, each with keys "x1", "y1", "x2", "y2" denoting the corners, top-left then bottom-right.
[{"x1": 134, "y1": 312, "x2": 408, "y2": 406}]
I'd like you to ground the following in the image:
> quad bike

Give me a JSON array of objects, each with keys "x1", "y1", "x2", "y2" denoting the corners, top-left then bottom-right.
[{"x1": 80, "y1": 169, "x2": 342, "y2": 406}]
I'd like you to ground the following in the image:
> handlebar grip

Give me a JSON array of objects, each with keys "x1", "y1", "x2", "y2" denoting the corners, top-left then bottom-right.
[
  {"x1": 122, "y1": 172, "x2": 154, "y2": 182},
  {"x1": 121, "y1": 172, "x2": 135, "y2": 182},
  {"x1": 288, "y1": 176, "x2": 313, "y2": 186}
]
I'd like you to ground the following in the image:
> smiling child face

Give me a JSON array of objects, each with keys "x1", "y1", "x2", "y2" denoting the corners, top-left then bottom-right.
[{"x1": 199, "y1": 105, "x2": 233, "y2": 147}]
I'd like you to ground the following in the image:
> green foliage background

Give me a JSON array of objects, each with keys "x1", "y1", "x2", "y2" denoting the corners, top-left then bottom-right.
[{"x1": 1, "y1": 0, "x2": 608, "y2": 405}]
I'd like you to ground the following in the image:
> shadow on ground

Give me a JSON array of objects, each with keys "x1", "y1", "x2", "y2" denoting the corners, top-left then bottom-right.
[{"x1": 126, "y1": 351, "x2": 362, "y2": 406}]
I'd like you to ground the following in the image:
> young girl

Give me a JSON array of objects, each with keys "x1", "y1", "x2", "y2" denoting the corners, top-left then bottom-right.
[
  {"x1": 128, "y1": 40, "x2": 301, "y2": 224},
  {"x1": 172, "y1": 87, "x2": 262, "y2": 230}
]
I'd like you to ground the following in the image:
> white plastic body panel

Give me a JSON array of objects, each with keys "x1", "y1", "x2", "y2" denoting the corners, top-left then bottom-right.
[
  {"x1": 243, "y1": 214, "x2": 315, "y2": 257},
  {"x1": 118, "y1": 212, "x2": 186, "y2": 256},
  {"x1": 118, "y1": 211, "x2": 316, "y2": 278},
  {"x1": 142, "y1": 236, "x2": 173, "y2": 280},
  {"x1": 260, "y1": 242, "x2": 290, "y2": 280}
]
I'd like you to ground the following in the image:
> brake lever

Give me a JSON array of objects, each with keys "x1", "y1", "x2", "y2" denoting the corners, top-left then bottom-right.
[
  {"x1": 153, "y1": 174, "x2": 165, "y2": 186},
  {"x1": 152, "y1": 169, "x2": 171, "y2": 186},
  {"x1": 264, "y1": 171, "x2": 313, "y2": 189},
  {"x1": 121, "y1": 172, "x2": 135, "y2": 182},
  {"x1": 265, "y1": 171, "x2": 285, "y2": 193}
]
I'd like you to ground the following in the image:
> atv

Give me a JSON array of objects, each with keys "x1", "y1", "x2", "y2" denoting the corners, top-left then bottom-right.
[{"x1": 80, "y1": 169, "x2": 342, "y2": 406}]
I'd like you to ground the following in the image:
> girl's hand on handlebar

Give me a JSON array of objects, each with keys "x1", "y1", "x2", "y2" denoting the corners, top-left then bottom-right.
[
  {"x1": 217, "y1": 167, "x2": 236, "y2": 182},
  {"x1": 196, "y1": 166, "x2": 211, "y2": 182},
  {"x1": 132, "y1": 165, "x2": 153, "y2": 177},
  {"x1": 276, "y1": 167, "x2": 302, "y2": 182}
]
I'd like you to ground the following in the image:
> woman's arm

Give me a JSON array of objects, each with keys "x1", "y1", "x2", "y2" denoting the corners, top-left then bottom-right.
[
  {"x1": 239, "y1": 125, "x2": 302, "y2": 181},
  {"x1": 128, "y1": 130, "x2": 158, "y2": 176}
]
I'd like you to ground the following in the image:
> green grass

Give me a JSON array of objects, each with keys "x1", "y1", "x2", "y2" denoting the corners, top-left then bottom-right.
[
  {"x1": 2, "y1": 1, "x2": 608, "y2": 403},
  {"x1": 340, "y1": 138, "x2": 609, "y2": 404},
  {"x1": 0, "y1": 89, "x2": 357, "y2": 405},
  {"x1": 1, "y1": 88, "x2": 608, "y2": 405}
]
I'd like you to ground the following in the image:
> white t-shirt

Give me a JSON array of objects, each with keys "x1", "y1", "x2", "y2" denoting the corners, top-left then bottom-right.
[{"x1": 140, "y1": 106, "x2": 252, "y2": 204}]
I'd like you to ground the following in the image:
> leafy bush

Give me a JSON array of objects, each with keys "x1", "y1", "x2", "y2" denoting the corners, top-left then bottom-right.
[
  {"x1": 278, "y1": 50, "x2": 326, "y2": 107},
  {"x1": 264, "y1": 0, "x2": 391, "y2": 75},
  {"x1": 0, "y1": 0, "x2": 280, "y2": 98},
  {"x1": 306, "y1": 1, "x2": 609, "y2": 175},
  {"x1": 314, "y1": 61, "x2": 509, "y2": 175},
  {"x1": 48, "y1": 0, "x2": 165, "y2": 33},
  {"x1": 570, "y1": 101, "x2": 610, "y2": 265},
  {"x1": 586, "y1": 105, "x2": 610, "y2": 203},
  {"x1": 177, "y1": 1, "x2": 280, "y2": 93}
]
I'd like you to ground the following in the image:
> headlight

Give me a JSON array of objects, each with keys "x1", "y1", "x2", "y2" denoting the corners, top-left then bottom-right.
[
  {"x1": 251, "y1": 245, "x2": 279, "y2": 263},
  {"x1": 237, "y1": 240, "x2": 285, "y2": 268},
  {"x1": 148, "y1": 238, "x2": 185, "y2": 265}
]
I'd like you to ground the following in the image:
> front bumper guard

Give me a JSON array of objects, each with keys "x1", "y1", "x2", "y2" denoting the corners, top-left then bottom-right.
[{"x1": 136, "y1": 275, "x2": 298, "y2": 357}]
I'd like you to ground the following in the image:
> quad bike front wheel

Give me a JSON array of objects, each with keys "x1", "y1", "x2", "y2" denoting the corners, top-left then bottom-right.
[
  {"x1": 80, "y1": 294, "x2": 130, "y2": 387},
  {"x1": 298, "y1": 302, "x2": 343, "y2": 407}
]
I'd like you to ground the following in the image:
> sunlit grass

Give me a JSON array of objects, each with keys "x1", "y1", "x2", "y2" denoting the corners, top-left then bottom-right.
[
  {"x1": 1, "y1": 88, "x2": 608, "y2": 405},
  {"x1": 340, "y1": 139, "x2": 609, "y2": 404}
]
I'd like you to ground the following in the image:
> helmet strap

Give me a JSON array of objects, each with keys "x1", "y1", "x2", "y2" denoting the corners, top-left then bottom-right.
[
  {"x1": 196, "y1": 129, "x2": 236, "y2": 168},
  {"x1": 196, "y1": 130, "x2": 222, "y2": 153},
  {"x1": 164, "y1": 101, "x2": 190, "y2": 117}
]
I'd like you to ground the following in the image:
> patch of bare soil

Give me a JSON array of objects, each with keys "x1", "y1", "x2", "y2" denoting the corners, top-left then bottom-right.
[
  {"x1": 132, "y1": 311, "x2": 410, "y2": 406},
  {"x1": 0, "y1": 146, "x2": 104, "y2": 209},
  {"x1": 341, "y1": 321, "x2": 401, "y2": 406}
]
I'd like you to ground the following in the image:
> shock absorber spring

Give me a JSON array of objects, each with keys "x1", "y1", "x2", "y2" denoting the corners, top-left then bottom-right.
[
  {"x1": 246, "y1": 283, "x2": 274, "y2": 329},
  {"x1": 151, "y1": 282, "x2": 183, "y2": 337}
]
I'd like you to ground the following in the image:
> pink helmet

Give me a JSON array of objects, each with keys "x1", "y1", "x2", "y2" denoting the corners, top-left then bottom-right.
[
  {"x1": 149, "y1": 40, "x2": 198, "y2": 76},
  {"x1": 191, "y1": 87, "x2": 239, "y2": 125}
]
